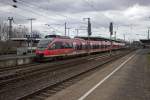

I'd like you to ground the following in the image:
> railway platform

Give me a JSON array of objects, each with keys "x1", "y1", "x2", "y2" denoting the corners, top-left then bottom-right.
[
  {"x1": 0, "y1": 54, "x2": 35, "y2": 68},
  {"x1": 46, "y1": 49, "x2": 150, "y2": 100}
]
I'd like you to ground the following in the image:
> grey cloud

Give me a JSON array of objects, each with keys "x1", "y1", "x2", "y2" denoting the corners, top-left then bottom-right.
[
  {"x1": 26, "y1": 0, "x2": 150, "y2": 13},
  {"x1": 0, "y1": 0, "x2": 150, "y2": 40}
]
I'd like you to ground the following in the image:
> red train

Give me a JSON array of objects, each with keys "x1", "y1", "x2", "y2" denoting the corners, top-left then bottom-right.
[{"x1": 35, "y1": 35, "x2": 125, "y2": 59}]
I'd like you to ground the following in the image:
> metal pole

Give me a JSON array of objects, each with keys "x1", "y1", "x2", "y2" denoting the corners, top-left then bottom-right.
[
  {"x1": 66, "y1": 28, "x2": 70, "y2": 37},
  {"x1": 109, "y1": 22, "x2": 113, "y2": 56},
  {"x1": 114, "y1": 31, "x2": 116, "y2": 40},
  {"x1": 27, "y1": 18, "x2": 36, "y2": 53},
  {"x1": 148, "y1": 28, "x2": 149, "y2": 40},
  {"x1": 65, "y1": 22, "x2": 67, "y2": 36},
  {"x1": 83, "y1": 18, "x2": 92, "y2": 54},
  {"x1": 76, "y1": 29, "x2": 79, "y2": 36},
  {"x1": 31, "y1": 20, "x2": 32, "y2": 34},
  {"x1": 109, "y1": 34, "x2": 112, "y2": 55},
  {"x1": 8, "y1": 17, "x2": 13, "y2": 40},
  {"x1": 75, "y1": 29, "x2": 79, "y2": 37},
  {"x1": 124, "y1": 34, "x2": 125, "y2": 41}
]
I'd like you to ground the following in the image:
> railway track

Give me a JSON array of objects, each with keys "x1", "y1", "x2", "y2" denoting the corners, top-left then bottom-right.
[
  {"x1": 0, "y1": 52, "x2": 112, "y2": 87},
  {"x1": 0, "y1": 49, "x2": 133, "y2": 100},
  {"x1": 0, "y1": 51, "x2": 115, "y2": 79}
]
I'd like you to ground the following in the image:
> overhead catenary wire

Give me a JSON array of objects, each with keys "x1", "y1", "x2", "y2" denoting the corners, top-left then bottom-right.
[
  {"x1": 12, "y1": 0, "x2": 68, "y2": 33},
  {"x1": 16, "y1": 0, "x2": 82, "y2": 22},
  {"x1": 45, "y1": 24, "x2": 64, "y2": 34},
  {"x1": 14, "y1": 2, "x2": 58, "y2": 21},
  {"x1": 18, "y1": 0, "x2": 70, "y2": 19},
  {"x1": 0, "y1": 1, "x2": 59, "y2": 21},
  {"x1": 83, "y1": 0, "x2": 100, "y2": 11},
  {"x1": 0, "y1": 2, "x2": 28, "y2": 19},
  {"x1": 83, "y1": 0, "x2": 107, "y2": 30},
  {"x1": 1, "y1": 0, "x2": 108, "y2": 36},
  {"x1": 2, "y1": 1, "x2": 91, "y2": 25},
  {"x1": 13, "y1": 0, "x2": 87, "y2": 33}
]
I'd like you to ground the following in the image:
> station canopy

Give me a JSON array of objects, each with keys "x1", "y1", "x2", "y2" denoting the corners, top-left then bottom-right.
[{"x1": 140, "y1": 39, "x2": 150, "y2": 46}]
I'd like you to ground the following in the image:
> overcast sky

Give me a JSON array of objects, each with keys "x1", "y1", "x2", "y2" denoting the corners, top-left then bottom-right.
[{"x1": 0, "y1": 0, "x2": 150, "y2": 41}]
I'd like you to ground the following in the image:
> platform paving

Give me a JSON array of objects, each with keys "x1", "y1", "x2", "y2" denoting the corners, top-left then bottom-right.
[{"x1": 46, "y1": 49, "x2": 150, "y2": 100}]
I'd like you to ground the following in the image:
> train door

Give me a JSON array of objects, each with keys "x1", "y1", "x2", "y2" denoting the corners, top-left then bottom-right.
[
  {"x1": 48, "y1": 41, "x2": 65, "y2": 55},
  {"x1": 63, "y1": 42, "x2": 74, "y2": 54}
]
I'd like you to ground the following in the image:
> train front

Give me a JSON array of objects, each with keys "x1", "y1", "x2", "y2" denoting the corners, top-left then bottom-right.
[{"x1": 35, "y1": 39, "x2": 52, "y2": 59}]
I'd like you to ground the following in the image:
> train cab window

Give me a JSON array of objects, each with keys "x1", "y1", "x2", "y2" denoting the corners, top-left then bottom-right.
[
  {"x1": 37, "y1": 39, "x2": 52, "y2": 50},
  {"x1": 51, "y1": 42, "x2": 64, "y2": 49}
]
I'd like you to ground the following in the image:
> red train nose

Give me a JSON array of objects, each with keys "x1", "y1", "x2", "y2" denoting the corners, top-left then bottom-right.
[{"x1": 36, "y1": 50, "x2": 44, "y2": 57}]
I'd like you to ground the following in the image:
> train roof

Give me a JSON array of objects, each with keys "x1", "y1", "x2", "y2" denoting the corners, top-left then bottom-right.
[
  {"x1": 45, "y1": 35, "x2": 70, "y2": 39},
  {"x1": 75, "y1": 36, "x2": 125, "y2": 43}
]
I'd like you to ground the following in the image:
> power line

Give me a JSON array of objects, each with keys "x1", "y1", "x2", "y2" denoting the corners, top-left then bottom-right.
[
  {"x1": 0, "y1": 2, "x2": 28, "y2": 19},
  {"x1": 83, "y1": 0, "x2": 99, "y2": 11},
  {"x1": 16, "y1": 0, "x2": 80, "y2": 22},
  {"x1": 17, "y1": 1, "x2": 59, "y2": 19},
  {"x1": 2, "y1": 0, "x2": 57, "y2": 21},
  {"x1": 83, "y1": 0, "x2": 111, "y2": 30},
  {"x1": 15, "y1": 0, "x2": 86, "y2": 30},
  {"x1": 18, "y1": 0, "x2": 69, "y2": 19},
  {"x1": 45, "y1": 24, "x2": 63, "y2": 34},
  {"x1": 14, "y1": 3, "x2": 58, "y2": 20}
]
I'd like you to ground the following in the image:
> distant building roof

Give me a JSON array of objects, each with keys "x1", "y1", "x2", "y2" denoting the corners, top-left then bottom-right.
[{"x1": 140, "y1": 39, "x2": 150, "y2": 43}]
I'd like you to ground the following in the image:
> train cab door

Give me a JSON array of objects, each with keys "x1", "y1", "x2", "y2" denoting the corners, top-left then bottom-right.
[{"x1": 48, "y1": 41, "x2": 64, "y2": 56}]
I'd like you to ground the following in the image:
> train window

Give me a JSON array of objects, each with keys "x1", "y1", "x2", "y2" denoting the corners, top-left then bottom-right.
[
  {"x1": 64, "y1": 42, "x2": 73, "y2": 48},
  {"x1": 82, "y1": 43, "x2": 85, "y2": 49},
  {"x1": 37, "y1": 39, "x2": 52, "y2": 49},
  {"x1": 51, "y1": 42, "x2": 64, "y2": 49},
  {"x1": 93, "y1": 45, "x2": 95, "y2": 49},
  {"x1": 76, "y1": 44, "x2": 82, "y2": 50},
  {"x1": 96, "y1": 45, "x2": 99, "y2": 49},
  {"x1": 101, "y1": 45, "x2": 105, "y2": 49},
  {"x1": 69, "y1": 43, "x2": 73, "y2": 48},
  {"x1": 79, "y1": 44, "x2": 82, "y2": 50},
  {"x1": 99, "y1": 44, "x2": 101, "y2": 49},
  {"x1": 50, "y1": 44, "x2": 56, "y2": 50},
  {"x1": 76, "y1": 44, "x2": 79, "y2": 50}
]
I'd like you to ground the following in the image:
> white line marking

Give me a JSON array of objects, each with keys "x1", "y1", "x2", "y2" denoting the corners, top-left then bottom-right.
[{"x1": 78, "y1": 54, "x2": 136, "y2": 100}]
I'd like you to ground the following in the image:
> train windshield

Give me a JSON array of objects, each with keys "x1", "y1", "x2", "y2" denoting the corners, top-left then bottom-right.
[{"x1": 37, "y1": 39, "x2": 52, "y2": 50}]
